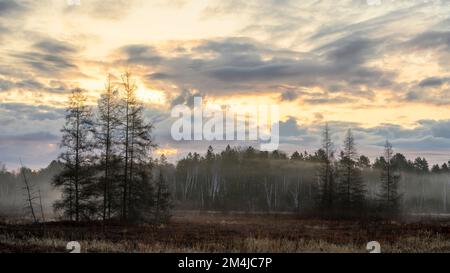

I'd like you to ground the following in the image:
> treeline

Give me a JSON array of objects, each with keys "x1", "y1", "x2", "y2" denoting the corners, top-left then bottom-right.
[
  {"x1": 52, "y1": 73, "x2": 170, "y2": 223},
  {"x1": 172, "y1": 125, "x2": 450, "y2": 217}
]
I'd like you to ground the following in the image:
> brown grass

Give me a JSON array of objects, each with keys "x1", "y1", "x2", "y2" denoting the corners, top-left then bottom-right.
[{"x1": 0, "y1": 211, "x2": 449, "y2": 253}]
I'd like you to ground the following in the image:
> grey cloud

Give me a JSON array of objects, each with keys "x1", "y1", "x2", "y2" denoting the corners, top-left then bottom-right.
[
  {"x1": 316, "y1": 36, "x2": 379, "y2": 66},
  {"x1": 170, "y1": 88, "x2": 202, "y2": 107},
  {"x1": 418, "y1": 77, "x2": 449, "y2": 88},
  {"x1": 33, "y1": 39, "x2": 78, "y2": 54},
  {"x1": 0, "y1": 0, "x2": 27, "y2": 16},
  {"x1": 361, "y1": 123, "x2": 425, "y2": 140},
  {"x1": 196, "y1": 39, "x2": 260, "y2": 55},
  {"x1": 430, "y1": 120, "x2": 450, "y2": 139},
  {"x1": 124, "y1": 36, "x2": 393, "y2": 101},
  {"x1": 280, "y1": 117, "x2": 307, "y2": 137},
  {"x1": 6, "y1": 35, "x2": 80, "y2": 77},
  {"x1": 209, "y1": 63, "x2": 298, "y2": 82},
  {"x1": 0, "y1": 131, "x2": 60, "y2": 169},
  {"x1": 405, "y1": 91, "x2": 420, "y2": 101},
  {"x1": 0, "y1": 132, "x2": 58, "y2": 142},
  {"x1": 0, "y1": 79, "x2": 13, "y2": 91},
  {"x1": 0, "y1": 103, "x2": 65, "y2": 121},
  {"x1": 357, "y1": 120, "x2": 450, "y2": 145},
  {"x1": 386, "y1": 136, "x2": 450, "y2": 151},
  {"x1": 280, "y1": 90, "x2": 298, "y2": 101},
  {"x1": 304, "y1": 96, "x2": 355, "y2": 105},
  {"x1": 405, "y1": 78, "x2": 450, "y2": 105},
  {"x1": 195, "y1": 0, "x2": 450, "y2": 107},
  {"x1": 408, "y1": 31, "x2": 450, "y2": 50},
  {"x1": 12, "y1": 51, "x2": 78, "y2": 75},
  {"x1": 0, "y1": 78, "x2": 68, "y2": 94},
  {"x1": 16, "y1": 79, "x2": 44, "y2": 90},
  {"x1": 0, "y1": 0, "x2": 28, "y2": 40},
  {"x1": 311, "y1": 7, "x2": 415, "y2": 41},
  {"x1": 120, "y1": 44, "x2": 162, "y2": 66},
  {"x1": 147, "y1": 72, "x2": 171, "y2": 80},
  {"x1": 405, "y1": 91, "x2": 450, "y2": 106}
]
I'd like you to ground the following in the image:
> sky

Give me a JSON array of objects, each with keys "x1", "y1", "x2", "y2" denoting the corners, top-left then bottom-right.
[{"x1": 1, "y1": 0, "x2": 450, "y2": 169}]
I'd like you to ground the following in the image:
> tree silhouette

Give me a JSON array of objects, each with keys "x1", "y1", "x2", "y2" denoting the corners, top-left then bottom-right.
[
  {"x1": 378, "y1": 140, "x2": 402, "y2": 213},
  {"x1": 317, "y1": 124, "x2": 336, "y2": 210},
  {"x1": 337, "y1": 129, "x2": 366, "y2": 210},
  {"x1": 95, "y1": 75, "x2": 121, "y2": 221},
  {"x1": 119, "y1": 72, "x2": 156, "y2": 222},
  {"x1": 53, "y1": 88, "x2": 95, "y2": 221}
]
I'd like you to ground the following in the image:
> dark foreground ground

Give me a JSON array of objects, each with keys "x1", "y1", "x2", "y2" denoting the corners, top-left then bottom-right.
[{"x1": 0, "y1": 211, "x2": 449, "y2": 253}]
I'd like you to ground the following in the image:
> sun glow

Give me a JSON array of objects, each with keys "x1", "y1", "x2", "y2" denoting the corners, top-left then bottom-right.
[
  {"x1": 156, "y1": 148, "x2": 178, "y2": 156},
  {"x1": 136, "y1": 88, "x2": 167, "y2": 105}
]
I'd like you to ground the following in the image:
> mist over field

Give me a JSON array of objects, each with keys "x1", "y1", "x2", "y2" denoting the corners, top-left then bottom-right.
[{"x1": 1, "y1": 148, "x2": 449, "y2": 222}]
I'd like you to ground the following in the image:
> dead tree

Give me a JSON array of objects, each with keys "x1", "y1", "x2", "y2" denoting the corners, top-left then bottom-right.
[{"x1": 20, "y1": 160, "x2": 38, "y2": 224}]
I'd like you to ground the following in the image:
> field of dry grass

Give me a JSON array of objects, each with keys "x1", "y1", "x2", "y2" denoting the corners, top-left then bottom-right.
[{"x1": 0, "y1": 211, "x2": 449, "y2": 253}]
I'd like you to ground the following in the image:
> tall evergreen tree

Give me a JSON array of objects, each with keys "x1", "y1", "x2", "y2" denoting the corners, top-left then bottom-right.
[
  {"x1": 53, "y1": 88, "x2": 95, "y2": 221},
  {"x1": 357, "y1": 155, "x2": 371, "y2": 168},
  {"x1": 155, "y1": 168, "x2": 172, "y2": 223},
  {"x1": 413, "y1": 157, "x2": 429, "y2": 173},
  {"x1": 119, "y1": 72, "x2": 156, "y2": 222},
  {"x1": 337, "y1": 129, "x2": 366, "y2": 209},
  {"x1": 378, "y1": 140, "x2": 402, "y2": 212},
  {"x1": 317, "y1": 124, "x2": 336, "y2": 210},
  {"x1": 95, "y1": 75, "x2": 121, "y2": 220},
  {"x1": 441, "y1": 163, "x2": 449, "y2": 173}
]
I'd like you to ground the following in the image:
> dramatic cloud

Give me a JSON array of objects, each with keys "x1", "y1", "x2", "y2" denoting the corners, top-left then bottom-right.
[
  {"x1": 1, "y1": 0, "x2": 450, "y2": 168},
  {"x1": 119, "y1": 36, "x2": 394, "y2": 102}
]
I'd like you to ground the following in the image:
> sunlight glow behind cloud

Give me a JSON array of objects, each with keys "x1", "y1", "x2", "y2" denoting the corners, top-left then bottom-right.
[{"x1": 0, "y1": 0, "x2": 450, "y2": 168}]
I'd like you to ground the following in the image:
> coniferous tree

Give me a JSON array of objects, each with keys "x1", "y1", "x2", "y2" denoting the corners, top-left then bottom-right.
[
  {"x1": 337, "y1": 129, "x2": 366, "y2": 209},
  {"x1": 413, "y1": 157, "x2": 429, "y2": 173},
  {"x1": 53, "y1": 88, "x2": 95, "y2": 221},
  {"x1": 155, "y1": 167, "x2": 172, "y2": 223},
  {"x1": 119, "y1": 72, "x2": 156, "y2": 222},
  {"x1": 290, "y1": 151, "x2": 303, "y2": 161},
  {"x1": 431, "y1": 164, "x2": 441, "y2": 173},
  {"x1": 95, "y1": 75, "x2": 121, "y2": 220},
  {"x1": 317, "y1": 124, "x2": 336, "y2": 210},
  {"x1": 378, "y1": 140, "x2": 402, "y2": 213},
  {"x1": 441, "y1": 163, "x2": 449, "y2": 173},
  {"x1": 357, "y1": 155, "x2": 371, "y2": 168},
  {"x1": 120, "y1": 72, "x2": 133, "y2": 220}
]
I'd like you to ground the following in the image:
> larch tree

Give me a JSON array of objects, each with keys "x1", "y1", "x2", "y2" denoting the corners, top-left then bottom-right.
[
  {"x1": 378, "y1": 140, "x2": 402, "y2": 212},
  {"x1": 337, "y1": 129, "x2": 366, "y2": 209},
  {"x1": 119, "y1": 72, "x2": 135, "y2": 220},
  {"x1": 95, "y1": 75, "x2": 121, "y2": 220},
  {"x1": 317, "y1": 123, "x2": 336, "y2": 210},
  {"x1": 119, "y1": 72, "x2": 156, "y2": 222},
  {"x1": 53, "y1": 88, "x2": 95, "y2": 222}
]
